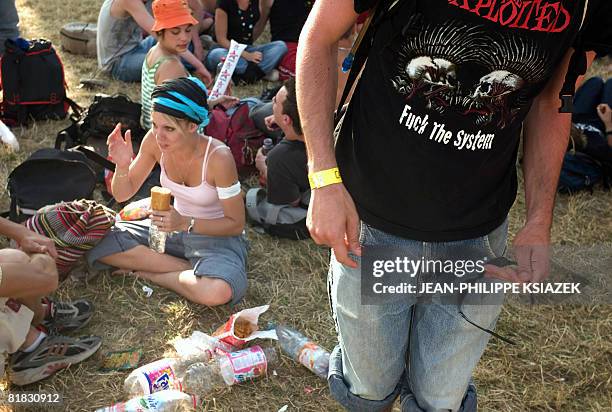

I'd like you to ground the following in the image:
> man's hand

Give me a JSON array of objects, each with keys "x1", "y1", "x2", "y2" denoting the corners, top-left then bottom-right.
[
  {"x1": 485, "y1": 221, "x2": 550, "y2": 283},
  {"x1": 308, "y1": 184, "x2": 361, "y2": 268},
  {"x1": 255, "y1": 147, "x2": 267, "y2": 176},
  {"x1": 597, "y1": 103, "x2": 612, "y2": 129},
  {"x1": 264, "y1": 115, "x2": 279, "y2": 132},
  {"x1": 15, "y1": 229, "x2": 58, "y2": 259}
]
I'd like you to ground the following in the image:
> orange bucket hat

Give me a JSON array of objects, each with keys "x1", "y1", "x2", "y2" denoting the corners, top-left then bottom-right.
[{"x1": 151, "y1": 0, "x2": 198, "y2": 32}]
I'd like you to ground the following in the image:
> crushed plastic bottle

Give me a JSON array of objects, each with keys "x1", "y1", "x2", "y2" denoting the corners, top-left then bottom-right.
[
  {"x1": 181, "y1": 361, "x2": 225, "y2": 395},
  {"x1": 276, "y1": 325, "x2": 330, "y2": 379},
  {"x1": 173, "y1": 331, "x2": 234, "y2": 364},
  {"x1": 181, "y1": 345, "x2": 278, "y2": 394},
  {"x1": 95, "y1": 390, "x2": 199, "y2": 412},
  {"x1": 123, "y1": 358, "x2": 191, "y2": 397},
  {"x1": 218, "y1": 345, "x2": 277, "y2": 385}
]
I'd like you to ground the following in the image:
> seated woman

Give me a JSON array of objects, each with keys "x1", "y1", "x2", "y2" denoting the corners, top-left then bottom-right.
[
  {"x1": 96, "y1": 0, "x2": 211, "y2": 83},
  {"x1": 141, "y1": 0, "x2": 238, "y2": 129},
  {"x1": 88, "y1": 77, "x2": 248, "y2": 306},
  {"x1": 205, "y1": 0, "x2": 288, "y2": 83}
]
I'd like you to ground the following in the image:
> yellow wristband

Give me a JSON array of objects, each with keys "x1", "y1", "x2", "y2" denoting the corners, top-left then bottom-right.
[{"x1": 308, "y1": 167, "x2": 343, "y2": 189}]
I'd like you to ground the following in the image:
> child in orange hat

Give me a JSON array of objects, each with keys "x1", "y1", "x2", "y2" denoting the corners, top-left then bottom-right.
[{"x1": 141, "y1": 0, "x2": 238, "y2": 130}]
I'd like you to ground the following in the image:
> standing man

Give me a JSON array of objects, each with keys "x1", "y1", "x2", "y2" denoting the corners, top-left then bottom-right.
[
  {"x1": 297, "y1": 0, "x2": 610, "y2": 411},
  {"x1": 0, "y1": 0, "x2": 19, "y2": 55}
]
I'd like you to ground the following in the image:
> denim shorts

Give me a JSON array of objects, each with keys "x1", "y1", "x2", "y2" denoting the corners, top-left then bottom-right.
[
  {"x1": 87, "y1": 220, "x2": 248, "y2": 305},
  {"x1": 328, "y1": 219, "x2": 508, "y2": 411}
]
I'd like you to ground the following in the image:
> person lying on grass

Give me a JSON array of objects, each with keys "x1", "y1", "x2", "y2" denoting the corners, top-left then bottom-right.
[
  {"x1": 141, "y1": 0, "x2": 239, "y2": 130},
  {"x1": 0, "y1": 217, "x2": 100, "y2": 386},
  {"x1": 87, "y1": 77, "x2": 247, "y2": 307}
]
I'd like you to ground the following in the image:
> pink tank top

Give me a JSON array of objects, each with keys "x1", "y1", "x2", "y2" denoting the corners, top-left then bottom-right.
[{"x1": 159, "y1": 135, "x2": 227, "y2": 220}]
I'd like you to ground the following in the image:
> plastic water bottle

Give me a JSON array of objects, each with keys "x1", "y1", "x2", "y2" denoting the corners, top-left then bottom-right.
[
  {"x1": 173, "y1": 331, "x2": 234, "y2": 364},
  {"x1": 148, "y1": 224, "x2": 167, "y2": 254},
  {"x1": 149, "y1": 187, "x2": 171, "y2": 254},
  {"x1": 95, "y1": 390, "x2": 199, "y2": 412},
  {"x1": 123, "y1": 358, "x2": 191, "y2": 397},
  {"x1": 262, "y1": 138, "x2": 274, "y2": 155},
  {"x1": 181, "y1": 361, "x2": 226, "y2": 394},
  {"x1": 276, "y1": 325, "x2": 330, "y2": 379},
  {"x1": 181, "y1": 346, "x2": 277, "y2": 394},
  {"x1": 218, "y1": 345, "x2": 277, "y2": 385}
]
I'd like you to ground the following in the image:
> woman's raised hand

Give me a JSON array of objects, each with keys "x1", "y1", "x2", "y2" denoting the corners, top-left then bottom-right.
[{"x1": 107, "y1": 123, "x2": 134, "y2": 168}]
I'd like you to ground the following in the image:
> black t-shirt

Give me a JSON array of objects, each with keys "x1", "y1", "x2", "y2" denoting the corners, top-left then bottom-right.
[
  {"x1": 218, "y1": 0, "x2": 260, "y2": 45},
  {"x1": 266, "y1": 139, "x2": 309, "y2": 205},
  {"x1": 338, "y1": 0, "x2": 612, "y2": 241},
  {"x1": 269, "y1": 0, "x2": 313, "y2": 43}
]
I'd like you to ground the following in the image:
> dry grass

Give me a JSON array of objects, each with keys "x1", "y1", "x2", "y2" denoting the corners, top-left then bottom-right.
[{"x1": 1, "y1": 0, "x2": 611, "y2": 410}]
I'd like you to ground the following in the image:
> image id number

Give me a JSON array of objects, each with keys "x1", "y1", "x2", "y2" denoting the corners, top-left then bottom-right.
[{"x1": 5, "y1": 392, "x2": 62, "y2": 404}]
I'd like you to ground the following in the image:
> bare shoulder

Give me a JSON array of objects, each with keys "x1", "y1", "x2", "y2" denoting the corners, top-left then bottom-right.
[
  {"x1": 139, "y1": 130, "x2": 162, "y2": 162},
  {"x1": 208, "y1": 137, "x2": 234, "y2": 165},
  {"x1": 206, "y1": 136, "x2": 237, "y2": 184},
  {"x1": 156, "y1": 57, "x2": 187, "y2": 83}
]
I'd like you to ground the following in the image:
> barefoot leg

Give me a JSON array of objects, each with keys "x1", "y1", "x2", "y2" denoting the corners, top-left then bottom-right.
[{"x1": 137, "y1": 270, "x2": 232, "y2": 306}]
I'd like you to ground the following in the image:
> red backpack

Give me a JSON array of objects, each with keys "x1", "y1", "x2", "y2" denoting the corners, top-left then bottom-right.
[{"x1": 205, "y1": 102, "x2": 265, "y2": 177}]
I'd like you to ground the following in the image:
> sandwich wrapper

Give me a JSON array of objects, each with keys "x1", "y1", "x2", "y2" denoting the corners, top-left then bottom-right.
[
  {"x1": 118, "y1": 197, "x2": 151, "y2": 221},
  {"x1": 213, "y1": 305, "x2": 278, "y2": 349}
]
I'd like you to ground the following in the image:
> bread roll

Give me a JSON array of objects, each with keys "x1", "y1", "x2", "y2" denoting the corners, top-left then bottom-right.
[{"x1": 150, "y1": 186, "x2": 171, "y2": 211}]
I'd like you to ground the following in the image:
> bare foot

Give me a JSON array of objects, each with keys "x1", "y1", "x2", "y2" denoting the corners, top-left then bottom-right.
[
  {"x1": 111, "y1": 269, "x2": 136, "y2": 277},
  {"x1": 134, "y1": 270, "x2": 157, "y2": 280}
]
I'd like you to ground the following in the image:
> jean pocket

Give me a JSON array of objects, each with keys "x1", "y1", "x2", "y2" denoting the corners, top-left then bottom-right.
[{"x1": 482, "y1": 219, "x2": 509, "y2": 259}]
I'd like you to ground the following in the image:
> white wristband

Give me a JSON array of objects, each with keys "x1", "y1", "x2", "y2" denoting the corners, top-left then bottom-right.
[{"x1": 216, "y1": 181, "x2": 242, "y2": 199}]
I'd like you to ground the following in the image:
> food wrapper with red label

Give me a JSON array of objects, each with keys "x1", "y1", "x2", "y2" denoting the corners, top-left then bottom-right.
[
  {"x1": 213, "y1": 305, "x2": 278, "y2": 349},
  {"x1": 118, "y1": 197, "x2": 151, "y2": 221}
]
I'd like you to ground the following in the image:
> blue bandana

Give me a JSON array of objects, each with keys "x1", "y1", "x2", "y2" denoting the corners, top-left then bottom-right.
[{"x1": 152, "y1": 76, "x2": 210, "y2": 132}]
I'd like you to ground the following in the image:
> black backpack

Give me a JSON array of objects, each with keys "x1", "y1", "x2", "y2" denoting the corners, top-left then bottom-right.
[
  {"x1": 6, "y1": 148, "x2": 97, "y2": 222},
  {"x1": 56, "y1": 93, "x2": 146, "y2": 149},
  {"x1": 0, "y1": 38, "x2": 79, "y2": 126}
]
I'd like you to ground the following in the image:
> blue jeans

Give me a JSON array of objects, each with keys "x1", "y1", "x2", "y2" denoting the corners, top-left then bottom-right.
[
  {"x1": 328, "y1": 219, "x2": 508, "y2": 411},
  {"x1": 0, "y1": 0, "x2": 19, "y2": 55},
  {"x1": 205, "y1": 41, "x2": 287, "y2": 75},
  {"x1": 110, "y1": 36, "x2": 157, "y2": 83},
  {"x1": 572, "y1": 76, "x2": 612, "y2": 129}
]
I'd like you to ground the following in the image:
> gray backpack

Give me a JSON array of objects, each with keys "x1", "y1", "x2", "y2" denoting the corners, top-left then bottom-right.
[{"x1": 246, "y1": 188, "x2": 311, "y2": 240}]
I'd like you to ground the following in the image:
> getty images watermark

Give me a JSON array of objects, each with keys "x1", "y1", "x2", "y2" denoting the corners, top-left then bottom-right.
[{"x1": 360, "y1": 244, "x2": 611, "y2": 305}]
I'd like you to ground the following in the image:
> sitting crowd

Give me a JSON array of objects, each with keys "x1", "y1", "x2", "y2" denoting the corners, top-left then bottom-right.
[
  {"x1": 96, "y1": 0, "x2": 315, "y2": 85},
  {"x1": 0, "y1": 0, "x2": 326, "y2": 384},
  {"x1": 1, "y1": 1, "x2": 611, "y2": 411}
]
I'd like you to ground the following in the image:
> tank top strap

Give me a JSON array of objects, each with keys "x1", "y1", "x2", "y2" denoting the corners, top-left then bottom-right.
[
  {"x1": 201, "y1": 135, "x2": 213, "y2": 181},
  {"x1": 202, "y1": 136, "x2": 231, "y2": 183}
]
